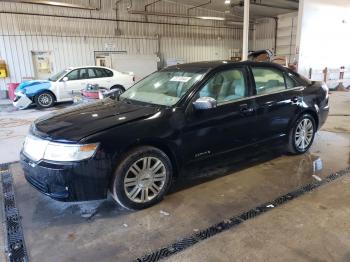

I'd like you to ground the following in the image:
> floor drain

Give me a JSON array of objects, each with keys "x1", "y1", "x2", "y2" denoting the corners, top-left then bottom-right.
[
  {"x1": 135, "y1": 166, "x2": 350, "y2": 262},
  {"x1": 0, "y1": 163, "x2": 29, "y2": 262}
]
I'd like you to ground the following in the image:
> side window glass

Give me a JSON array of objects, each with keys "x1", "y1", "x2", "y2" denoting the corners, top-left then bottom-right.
[
  {"x1": 252, "y1": 67, "x2": 286, "y2": 95},
  {"x1": 87, "y1": 68, "x2": 96, "y2": 78},
  {"x1": 285, "y1": 73, "x2": 298, "y2": 88},
  {"x1": 104, "y1": 69, "x2": 113, "y2": 77},
  {"x1": 199, "y1": 69, "x2": 247, "y2": 105},
  {"x1": 66, "y1": 69, "x2": 79, "y2": 81},
  {"x1": 94, "y1": 68, "x2": 105, "y2": 78},
  {"x1": 79, "y1": 69, "x2": 89, "y2": 80}
]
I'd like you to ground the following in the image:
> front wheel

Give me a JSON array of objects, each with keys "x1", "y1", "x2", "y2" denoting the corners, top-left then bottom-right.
[
  {"x1": 111, "y1": 146, "x2": 173, "y2": 210},
  {"x1": 34, "y1": 92, "x2": 55, "y2": 108},
  {"x1": 287, "y1": 114, "x2": 316, "y2": 154}
]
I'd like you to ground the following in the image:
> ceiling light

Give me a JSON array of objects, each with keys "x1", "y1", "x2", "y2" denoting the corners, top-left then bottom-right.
[
  {"x1": 197, "y1": 16, "x2": 225, "y2": 21},
  {"x1": 225, "y1": 0, "x2": 231, "y2": 4}
]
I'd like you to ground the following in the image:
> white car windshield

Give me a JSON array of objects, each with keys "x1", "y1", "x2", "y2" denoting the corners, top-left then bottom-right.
[
  {"x1": 120, "y1": 69, "x2": 205, "y2": 106},
  {"x1": 48, "y1": 69, "x2": 70, "y2": 82}
]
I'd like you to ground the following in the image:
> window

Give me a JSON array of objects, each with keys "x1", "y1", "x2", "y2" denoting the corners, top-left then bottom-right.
[
  {"x1": 87, "y1": 68, "x2": 97, "y2": 78},
  {"x1": 94, "y1": 68, "x2": 106, "y2": 78},
  {"x1": 103, "y1": 69, "x2": 113, "y2": 77},
  {"x1": 79, "y1": 69, "x2": 89, "y2": 79},
  {"x1": 285, "y1": 74, "x2": 298, "y2": 89},
  {"x1": 66, "y1": 69, "x2": 79, "y2": 81},
  {"x1": 199, "y1": 69, "x2": 246, "y2": 104},
  {"x1": 252, "y1": 68, "x2": 285, "y2": 95},
  {"x1": 120, "y1": 69, "x2": 204, "y2": 106}
]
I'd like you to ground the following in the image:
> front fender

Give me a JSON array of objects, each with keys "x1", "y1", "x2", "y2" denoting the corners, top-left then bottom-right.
[{"x1": 22, "y1": 81, "x2": 52, "y2": 98}]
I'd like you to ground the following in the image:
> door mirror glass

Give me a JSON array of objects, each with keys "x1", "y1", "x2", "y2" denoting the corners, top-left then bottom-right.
[
  {"x1": 62, "y1": 76, "x2": 68, "y2": 82},
  {"x1": 193, "y1": 97, "x2": 217, "y2": 110}
]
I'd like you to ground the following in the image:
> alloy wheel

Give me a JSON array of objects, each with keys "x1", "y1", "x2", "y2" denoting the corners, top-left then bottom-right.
[
  {"x1": 295, "y1": 118, "x2": 314, "y2": 151},
  {"x1": 38, "y1": 93, "x2": 53, "y2": 107},
  {"x1": 124, "y1": 157, "x2": 166, "y2": 203}
]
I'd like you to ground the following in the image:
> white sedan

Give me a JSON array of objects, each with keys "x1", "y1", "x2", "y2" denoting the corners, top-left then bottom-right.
[{"x1": 13, "y1": 66, "x2": 135, "y2": 109}]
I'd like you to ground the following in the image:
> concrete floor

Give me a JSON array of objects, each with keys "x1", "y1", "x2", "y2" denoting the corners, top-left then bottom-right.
[
  {"x1": 0, "y1": 92, "x2": 349, "y2": 261},
  {"x1": 0, "y1": 101, "x2": 75, "y2": 164}
]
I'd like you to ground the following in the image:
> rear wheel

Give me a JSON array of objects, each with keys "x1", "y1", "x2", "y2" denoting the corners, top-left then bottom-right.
[
  {"x1": 287, "y1": 114, "x2": 316, "y2": 154},
  {"x1": 110, "y1": 85, "x2": 125, "y2": 96},
  {"x1": 35, "y1": 92, "x2": 55, "y2": 108},
  {"x1": 111, "y1": 146, "x2": 173, "y2": 210}
]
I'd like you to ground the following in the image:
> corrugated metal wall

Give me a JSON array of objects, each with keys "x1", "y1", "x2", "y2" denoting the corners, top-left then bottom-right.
[
  {"x1": 0, "y1": 0, "x2": 245, "y2": 90},
  {"x1": 276, "y1": 12, "x2": 298, "y2": 63},
  {"x1": 252, "y1": 12, "x2": 298, "y2": 63},
  {"x1": 254, "y1": 18, "x2": 276, "y2": 52}
]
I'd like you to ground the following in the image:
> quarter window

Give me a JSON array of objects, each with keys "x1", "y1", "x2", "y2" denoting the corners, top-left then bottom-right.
[
  {"x1": 285, "y1": 73, "x2": 298, "y2": 88},
  {"x1": 199, "y1": 69, "x2": 247, "y2": 105},
  {"x1": 252, "y1": 68, "x2": 286, "y2": 95},
  {"x1": 103, "y1": 69, "x2": 113, "y2": 77}
]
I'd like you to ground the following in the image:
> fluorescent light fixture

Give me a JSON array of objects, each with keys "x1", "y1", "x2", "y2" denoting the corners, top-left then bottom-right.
[
  {"x1": 225, "y1": 0, "x2": 231, "y2": 4},
  {"x1": 197, "y1": 16, "x2": 225, "y2": 21}
]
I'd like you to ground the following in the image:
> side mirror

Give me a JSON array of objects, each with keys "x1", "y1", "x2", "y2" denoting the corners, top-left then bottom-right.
[
  {"x1": 193, "y1": 97, "x2": 217, "y2": 110},
  {"x1": 62, "y1": 77, "x2": 68, "y2": 82}
]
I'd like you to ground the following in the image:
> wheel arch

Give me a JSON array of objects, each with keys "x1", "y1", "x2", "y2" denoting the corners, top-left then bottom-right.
[
  {"x1": 289, "y1": 109, "x2": 319, "y2": 131},
  {"x1": 34, "y1": 89, "x2": 57, "y2": 102},
  {"x1": 110, "y1": 84, "x2": 125, "y2": 91},
  {"x1": 113, "y1": 139, "x2": 180, "y2": 179},
  {"x1": 300, "y1": 109, "x2": 319, "y2": 130}
]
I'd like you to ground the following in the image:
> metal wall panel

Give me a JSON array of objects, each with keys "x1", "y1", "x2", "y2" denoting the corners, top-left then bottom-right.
[
  {"x1": 254, "y1": 18, "x2": 276, "y2": 52},
  {"x1": 0, "y1": 0, "x2": 247, "y2": 90},
  {"x1": 276, "y1": 12, "x2": 298, "y2": 63}
]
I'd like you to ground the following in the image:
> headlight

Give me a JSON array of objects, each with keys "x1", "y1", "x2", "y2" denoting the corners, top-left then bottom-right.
[
  {"x1": 44, "y1": 142, "x2": 99, "y2": 162},
  {"x1": 24, "y1": 135, "x2": 99, "y2": 162}
]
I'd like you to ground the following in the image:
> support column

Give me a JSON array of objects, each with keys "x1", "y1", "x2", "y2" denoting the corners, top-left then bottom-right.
[{"x1": 242, "y1": 0, "x2": 250, "y2": 60}]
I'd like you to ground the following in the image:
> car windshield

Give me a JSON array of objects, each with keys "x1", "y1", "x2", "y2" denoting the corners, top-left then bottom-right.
[
  {"x1": 120, "y1": 69, "x2": 205, "y2": 106},
  {"x1": 48, "y1": 69, "x2": 70, "y2": 82}
]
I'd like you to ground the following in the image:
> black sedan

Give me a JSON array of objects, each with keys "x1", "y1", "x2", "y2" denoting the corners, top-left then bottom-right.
[{"x1": 21, "y1": 61, "x2": 329, "y2": 210}]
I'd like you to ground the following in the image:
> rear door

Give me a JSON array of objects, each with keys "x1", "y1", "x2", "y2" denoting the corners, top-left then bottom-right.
[
  {"x1": 91, "y1": 68, "x2": 113, "y2": 88},
  {"x1": 250, "y1": 65, "x2": 303, "y2": 142}
]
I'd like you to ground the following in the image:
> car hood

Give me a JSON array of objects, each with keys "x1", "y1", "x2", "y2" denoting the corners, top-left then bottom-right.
[
  {"x1": 15, "y1": 80, "x2": 52, "y2": 96},
  {"x1": 33, "y1": 99, "x2": 160, "y2": 142}
]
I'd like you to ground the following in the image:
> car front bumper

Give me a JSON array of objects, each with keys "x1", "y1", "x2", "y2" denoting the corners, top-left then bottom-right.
[
  {"x1": 20, "y1": 152, "x2": 112, "y2": 201},
  {"x1": 13, "y1": 92, "x2": 33, "y2": 109}
]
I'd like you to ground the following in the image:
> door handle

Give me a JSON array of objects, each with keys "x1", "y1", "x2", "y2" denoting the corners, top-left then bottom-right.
[
  {"x1": 240, "y1": 104, "x2": 254, "y2": 114},
  {"x1": 291, "y1": 96, "x2": 301, "y2": 104}
]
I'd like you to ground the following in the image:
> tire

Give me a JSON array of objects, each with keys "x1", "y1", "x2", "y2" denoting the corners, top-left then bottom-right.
[
  {"x1": 111, "y1": 146, "x2": 173, "y2": 210},
  {"x1": 34, "y1": 91, "x2": 55, "y2": 108},
  {"x1": 110, "y1": 85, "x2": 125, "y2": 95},
  {"x1": 287, "y1": 113, "x2": 316, "y2": 155}
]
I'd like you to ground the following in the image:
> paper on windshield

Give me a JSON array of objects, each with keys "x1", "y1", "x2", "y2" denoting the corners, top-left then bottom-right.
[{"x1": 170, "y1": 76, "x2": 192, "y2": 82}]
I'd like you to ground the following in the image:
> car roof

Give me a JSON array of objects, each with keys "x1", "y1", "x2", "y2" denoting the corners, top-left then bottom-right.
[
  {"x1": 165, "y1": 60, "x2": 287, "y2": 71},
  {"x1": 66, "y1": 66, "x2": 115, "y2": 70}
]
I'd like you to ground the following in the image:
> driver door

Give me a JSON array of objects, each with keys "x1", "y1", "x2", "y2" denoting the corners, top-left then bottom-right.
[{"x1": 181, "y1": 66, "x2": 258, "y2": 161}]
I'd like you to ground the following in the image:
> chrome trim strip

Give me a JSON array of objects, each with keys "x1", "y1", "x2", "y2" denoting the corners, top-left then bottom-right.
[{"x1": 217, "y1": 86, "x2": 305, "y2": 106}]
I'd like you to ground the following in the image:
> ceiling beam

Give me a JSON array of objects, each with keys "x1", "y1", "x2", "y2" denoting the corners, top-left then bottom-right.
[{"x1": 0, "y1": 0, "x2": 99, "y2": 10}]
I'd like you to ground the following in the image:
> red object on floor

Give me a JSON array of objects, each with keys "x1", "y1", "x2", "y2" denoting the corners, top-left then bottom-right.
[
  {"x1": 7, "y1": 83, "x2": 20, "y2": 100},
  {"x1": 81, "y1": 89, "x2": 99, "y2": 99}
]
